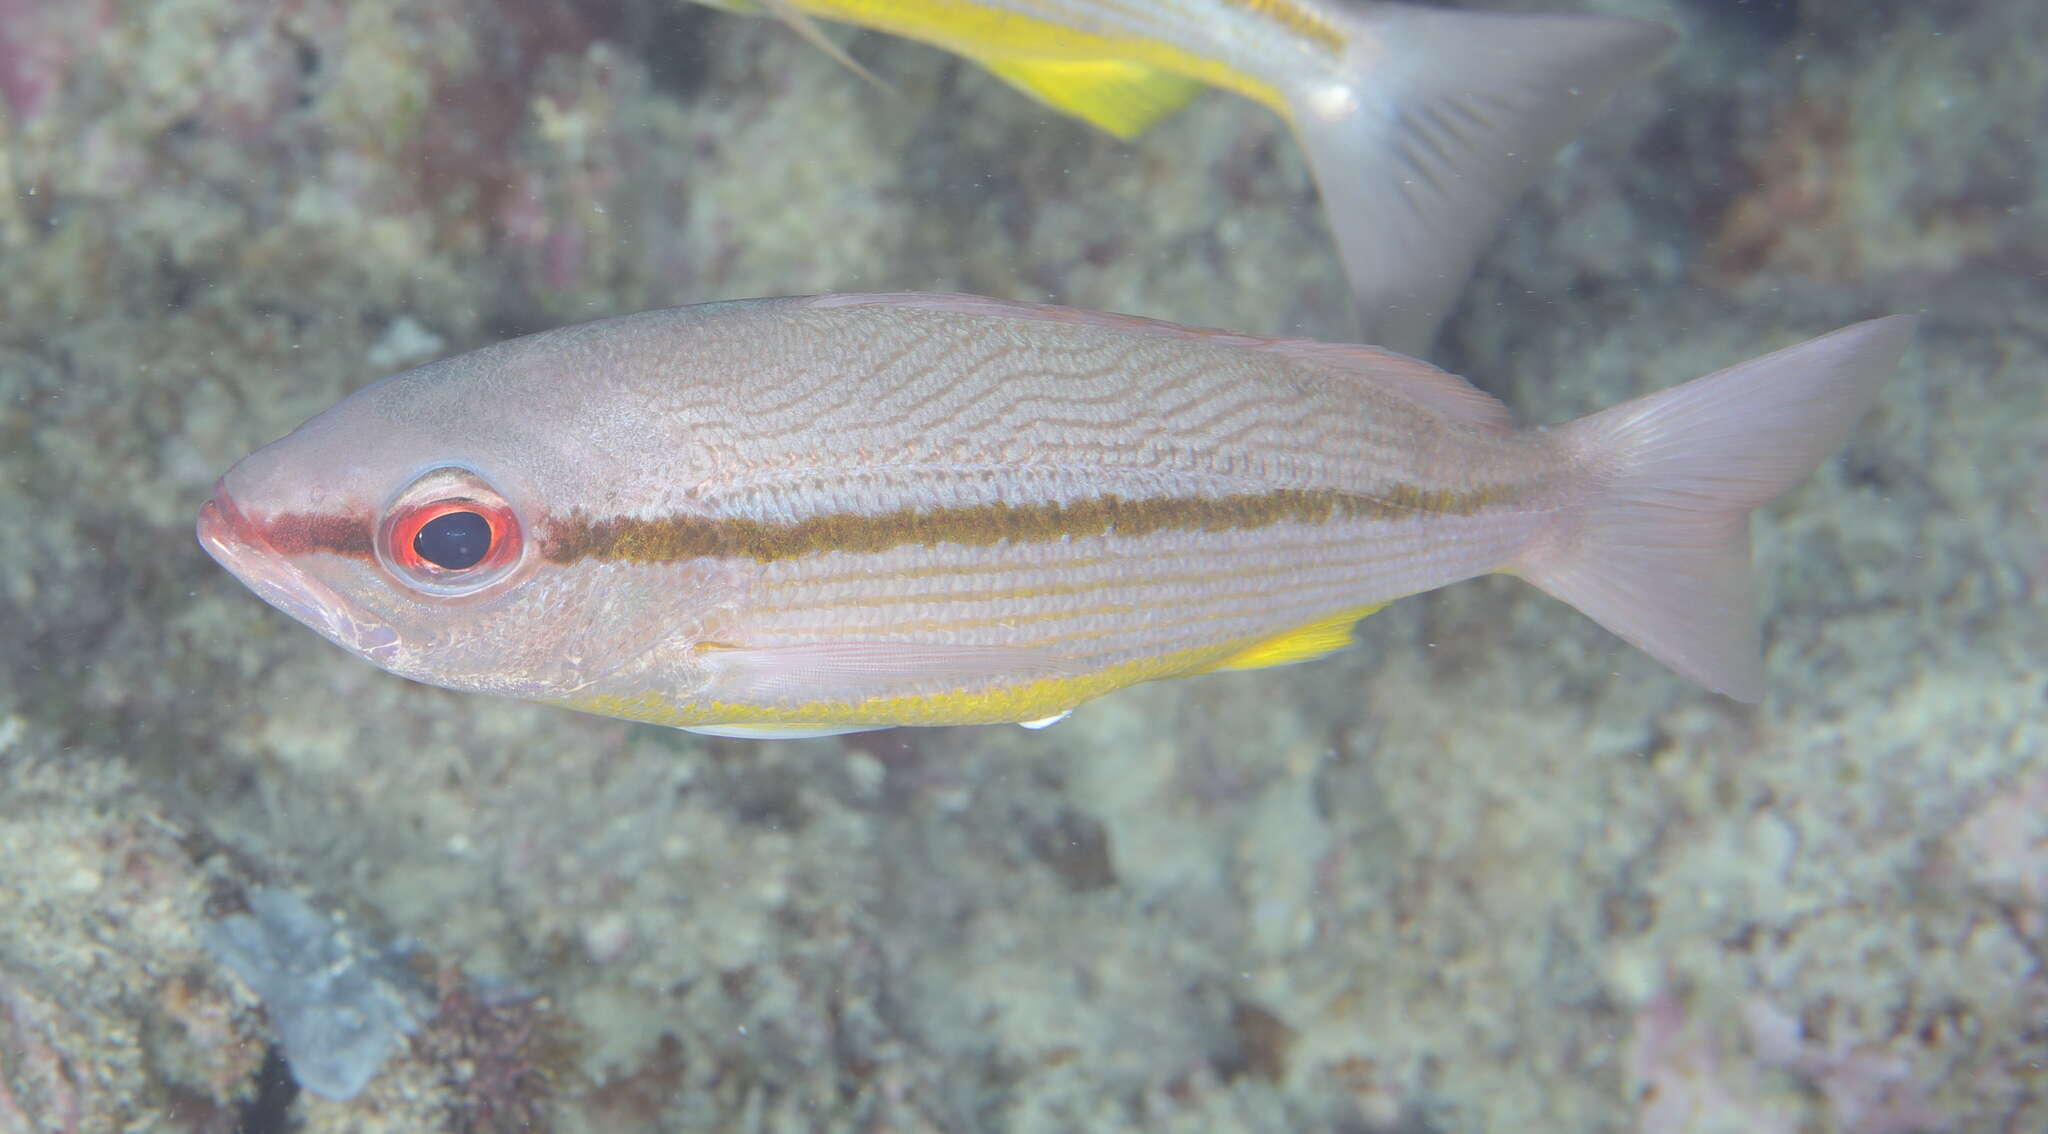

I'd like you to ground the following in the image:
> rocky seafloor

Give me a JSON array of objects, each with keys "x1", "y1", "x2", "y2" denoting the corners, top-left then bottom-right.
[{"x1": 1, "y1": 0, "x2": 2043, "y2": 1131}]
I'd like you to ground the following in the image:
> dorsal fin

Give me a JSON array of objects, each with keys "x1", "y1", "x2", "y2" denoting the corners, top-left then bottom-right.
[
  {"x1": 801, "y1": 292, "x2": 1515, "y2": 433},
  {"x1": 1240, "y1": 340, "x2": 1515, "y2": 433}
]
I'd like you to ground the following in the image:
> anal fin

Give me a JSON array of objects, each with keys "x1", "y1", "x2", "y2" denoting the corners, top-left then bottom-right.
[
  {"x1": 976, "y1": 56, "x2": 1203, "y2": 140},
  {"x1": 1207, "y1": 604, "x2": 1384, "y2": 672}
]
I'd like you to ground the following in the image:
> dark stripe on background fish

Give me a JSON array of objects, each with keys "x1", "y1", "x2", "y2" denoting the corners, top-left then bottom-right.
[{"x1": 1224, "y1": 0, "x2": 1346, "y2": 51}]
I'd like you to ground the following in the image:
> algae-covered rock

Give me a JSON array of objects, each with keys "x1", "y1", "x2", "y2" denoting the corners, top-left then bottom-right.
[{"x1": 1, "y1": 0, "x2": 2043, "y2": 1130}]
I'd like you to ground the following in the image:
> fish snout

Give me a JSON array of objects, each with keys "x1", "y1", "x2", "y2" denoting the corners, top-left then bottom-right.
[
  {"x1": 196, "y1": 479, "x2": 257, "y2": 560},
  {"x1": 196, "y1": 481, "x2": 400, "y2": 662}
]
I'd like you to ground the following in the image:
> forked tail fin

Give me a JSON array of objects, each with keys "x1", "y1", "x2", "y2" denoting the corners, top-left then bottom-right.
[
  {"x1": 1289, "y1": 7, "x2": 1674, "y2": 356},
  {"x1": 1515, "y1": 316, "x2": 1917, "y2": 700}
]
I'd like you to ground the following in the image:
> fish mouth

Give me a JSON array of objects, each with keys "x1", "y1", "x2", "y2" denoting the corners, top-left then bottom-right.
[{"x1": 197, "y1": 481, "x2": 400, "y2": 662}]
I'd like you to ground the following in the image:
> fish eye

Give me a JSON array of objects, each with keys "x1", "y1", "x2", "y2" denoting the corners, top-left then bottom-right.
[
  {"x1": 414, "y1": 510, "x2": 492, "y2": 569},
  {"x1": 377, "y1": 467, "x2": 526, "y2": 597}
]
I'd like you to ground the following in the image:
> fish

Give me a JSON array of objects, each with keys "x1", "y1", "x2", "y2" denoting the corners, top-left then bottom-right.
[
  {"x1": 198, "y1": 294, "x2": 1913, "y2": 738},
  {"x1": 689, "y1": 0, "x2": 1675, "y2": 355}
]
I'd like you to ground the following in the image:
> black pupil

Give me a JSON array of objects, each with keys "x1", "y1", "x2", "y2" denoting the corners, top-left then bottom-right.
[{"x1": 414, "y1": 511, "x2": 492, "y2": 570}]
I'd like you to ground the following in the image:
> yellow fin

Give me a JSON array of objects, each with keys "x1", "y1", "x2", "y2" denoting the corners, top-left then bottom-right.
[
  {"x1": 976, "y1": 57, "x2": 1202, "y2": 140},
  {"x1": 1208, "y1": 605, "x2": 1385, "y2": 672}
]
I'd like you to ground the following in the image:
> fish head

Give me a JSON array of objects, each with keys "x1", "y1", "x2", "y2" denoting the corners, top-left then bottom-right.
[{"x1": 197, "y1": 344, "x2": 744, "y2": 708}]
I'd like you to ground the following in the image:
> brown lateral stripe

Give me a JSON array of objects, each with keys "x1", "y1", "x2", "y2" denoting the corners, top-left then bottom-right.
[
  {"x1": 542, "y1": 483, "x2": 1509, "y2": 565},
  {"x1": 258, "y1": 512, "x2": 375, "y2": 559}
]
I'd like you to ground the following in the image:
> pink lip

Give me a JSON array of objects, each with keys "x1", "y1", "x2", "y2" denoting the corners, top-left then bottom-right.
[
  {"x1": 197, "y1": 480, "x2": 400, "y2": 658},
  {"x1": 196, "y1": 479, "x2": 257, "y2": 556}
]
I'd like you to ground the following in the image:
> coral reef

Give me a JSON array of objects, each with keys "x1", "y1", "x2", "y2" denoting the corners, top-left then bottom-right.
[
  {"x1": 0, "y1": 0, "x2": 2042, "y2": 1130},
  {"x1": 0, "y1": 755, "x2": 268, "y2": 1132},
  {"x1": 202, "y1": 889, "x2": 427, "y2": 1101}
]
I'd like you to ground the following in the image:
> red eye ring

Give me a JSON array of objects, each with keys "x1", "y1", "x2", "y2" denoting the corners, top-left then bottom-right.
[
  {"x1": 382, "y1": 498, "x2": 523, "y2": 580},
  {"x1": 374, "y1": 466, "x2": 531, "y2": 599}
]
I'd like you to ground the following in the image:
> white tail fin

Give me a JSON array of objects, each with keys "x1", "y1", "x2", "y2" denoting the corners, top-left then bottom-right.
[
  {"x1": 1515, "y1": 316, "x2": 1916, "y2": 700},
  {"x1": 1289, "y1": 7, "x2": 1674, "y2": 356}
]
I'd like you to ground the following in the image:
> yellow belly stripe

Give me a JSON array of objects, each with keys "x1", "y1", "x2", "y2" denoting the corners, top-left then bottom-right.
[{"x1": 556, "y1": 622, "x2": 1352, "y2": 731}]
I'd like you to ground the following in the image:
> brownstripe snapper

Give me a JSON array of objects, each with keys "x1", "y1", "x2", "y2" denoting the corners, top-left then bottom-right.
[{"x1": 198, "y1": 294, "x2": 1914, "y2": 737}]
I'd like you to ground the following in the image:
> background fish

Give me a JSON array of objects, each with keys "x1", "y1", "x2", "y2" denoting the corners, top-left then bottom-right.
[
  {"x1": 197, "y1": 295, "x2": 1912, "y2": 738},
  {"x1": 691, "y1": 0, "x2": 1675, "y2": 355}
]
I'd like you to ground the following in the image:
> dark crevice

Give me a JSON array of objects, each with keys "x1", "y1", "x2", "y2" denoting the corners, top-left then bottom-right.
[
  {"x1": 1678, "y1": 0, "x2": 1802, "y2": 43},
  {"x1": 234, "y1": 1045, "x2": 300, "y2": 1133},
  {"x1": 615, "y1": 0, "x2": 721, "y2": 100}
]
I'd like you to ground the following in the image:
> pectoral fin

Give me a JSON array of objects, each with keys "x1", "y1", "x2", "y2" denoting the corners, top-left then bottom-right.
[
  {"x1": 697, "y1": 640, "x2": 1087, "y2": 708},
  {"x1": 757, "y1": 0, "x2": 895, "y2": 95},
  {"x1": 976, "y1": 57, "x2": 1202, "y2": 140}
]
